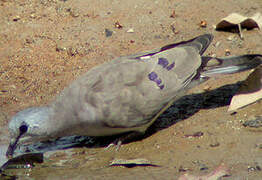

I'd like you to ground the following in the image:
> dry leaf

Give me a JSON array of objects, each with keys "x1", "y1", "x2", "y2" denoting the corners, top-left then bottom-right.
[
  {"x1": 109, "y1": 158, "x2": 158, "y2": 167},
  {"x1": 216, "y1": 13, "x2": 262, "y2": 30},
  {"x1": 200, "y1": 20, "x2": 207, "y2": 28},
  {"x1": 170, "y1": 10, "x2": 176, "y2": 18},
  {"x1": 228, "y1": 66, "x2": 262, "y2": 112},
  {"x1": 216, "y1": 13, "x2": 262, "y2": 39}
]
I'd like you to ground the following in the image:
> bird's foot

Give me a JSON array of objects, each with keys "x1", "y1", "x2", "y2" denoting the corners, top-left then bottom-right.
[
  {"x1": 105, "y1": 139, "x2": 122, "y2": 151},
  {"x1": 104, "y1": 131, "x2": 145, "y2": 151}
]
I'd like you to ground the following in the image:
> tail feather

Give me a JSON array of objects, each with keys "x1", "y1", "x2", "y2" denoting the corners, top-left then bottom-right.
[{"x1": 201, "y1": 55, "x2": 262, "y2": 77}]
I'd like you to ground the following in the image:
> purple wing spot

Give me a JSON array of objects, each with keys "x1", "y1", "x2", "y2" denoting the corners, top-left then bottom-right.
[
  {"x1": 148, "y1": 71, "x2": 165, "y2": 90},
  {"x1": 155, "y1": 78, "x2": 162, "y2": 85},
  {"x1": 158, "y1": 57, "x2": 169, "y2": 68},
  {"x1": 148, "y1": 72, "x2": 158, "y2": 81},
  {"x1": 159, "y1": 84, "x2": 165, "y2": 89},
  {"x1": 166, "y1": 62, "x2": 175, "y2": 71}
]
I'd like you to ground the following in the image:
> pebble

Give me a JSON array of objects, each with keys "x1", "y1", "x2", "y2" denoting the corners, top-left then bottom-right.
[
  {"x1": 227, "y1": 35, "x2": 235, "y2": 41},
  {"x1": 248, "y1": 165, "x2": 261, "y2": 172},
  {"x1": 179, "y1": 166, "x2": 190, "y2": 172},
  {"x1": 127, "y1": 28, "x2": 134, "y2": 33},
  {"x1": 105, "y1": 29, "x2": 113, "y2": 37},
  {"x1": 243, "y1": 116, "x2": 262, "y2": 128},
  {"x1": 184, "y1": 131, "x2": 204, "y2": 138},
  {"x1": 210, "y1": 142, "x2": 220, "y2": 147},
  {"x1": 12, "y1": 15, "x2": 21, "y2": 21}
]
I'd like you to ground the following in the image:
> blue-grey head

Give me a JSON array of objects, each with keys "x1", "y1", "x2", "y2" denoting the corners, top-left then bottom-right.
[{"x1": 6, "y1": 106, "x2": 52, "y2": 158}]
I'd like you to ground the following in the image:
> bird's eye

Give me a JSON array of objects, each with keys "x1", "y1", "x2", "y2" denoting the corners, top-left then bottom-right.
[{"x1": 19, "y1": 124, "x2": 28, "y2": 134}]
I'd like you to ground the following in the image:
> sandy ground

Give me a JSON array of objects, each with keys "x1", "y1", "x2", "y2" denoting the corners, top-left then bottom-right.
[{"x1": 1, "y1": 0, "x2": 262, "y2": 179}]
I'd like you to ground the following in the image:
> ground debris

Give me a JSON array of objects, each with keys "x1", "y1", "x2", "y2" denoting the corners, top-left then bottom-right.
[
  {"x1": 216, "y1": 13, "x2": 262, "y2": 30},
  {"x1": 170, "y1": 10, "x2": 176, "y2": 18},
  {"x1": 178, "y1": 164, "x2": 229, "y2": 180},
  {"x1": 114, "y1": 21, "x2": 123, "y2": 29},
  {"x1": 105, "y1": 29, "x2": 113, "y2": 37},
  {"x1": 1, "y1": 151, "x2": 43, "y2": 173},
  {"x1": 109, "y1": 158, "x2": 158, "y2": 168},
  {"x1": 228, "y1": 66, "x2": 262, "y2": 112},
  {"x1": 216, "y1": 12, "x2": 262, "y2": 39},
  {"x1": 184, "y1": 132, "x2": 204, "y2": 138},
  {"x1": 200, "y1": 20, "x2": 207, "y2": 28},
  {"x1": 243, "y1": 116, "x2": 262, "y2": 128},
  {"x1": 247, "y1": 165, "x2": 261, "y2": 172}
]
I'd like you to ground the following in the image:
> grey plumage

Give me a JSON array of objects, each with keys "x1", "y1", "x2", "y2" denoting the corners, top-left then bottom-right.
[{"x1": 6, "y1": 34, "x2": 262, "y2": 157}]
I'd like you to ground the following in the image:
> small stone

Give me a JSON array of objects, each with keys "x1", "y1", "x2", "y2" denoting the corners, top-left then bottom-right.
[
  {"x1": 227, "y1": 35, "x2": 235, "y2": 41},
  {"x1": 127, "y1": 28, "x2": 134, "y2": 33},
  {"x1": 30, "y1": 14, "x2": 36, "y2": 19},
  {"x1": 192, "y1": 160, "x2": 209, "y2": 171},
  {"x1": 105, "y1": 29, "x2": 113, "y2": 37},
  {"x1": 179, "y1": 166, "x2": 190, "y2": 172},
  {"x1": 248, "y1": 165, "x2": 261, "y2": 172},
  {"x1": 12, "y1": 15, "x2": 21, "y2": 21},
  {"x1": 243, "y1": 116, "x2": 262, "y2": 128},
  {"x1": 184, "y1": 131, "x2": 204, "y2": 138},
  {"x1": 210, "y1": 142, "x2": 220, "y2": 147}
]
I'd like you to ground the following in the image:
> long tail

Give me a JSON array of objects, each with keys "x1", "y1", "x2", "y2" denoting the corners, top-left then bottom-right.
[{"x1": 200, "y1": 54, "x2": 262, "y2": 77}]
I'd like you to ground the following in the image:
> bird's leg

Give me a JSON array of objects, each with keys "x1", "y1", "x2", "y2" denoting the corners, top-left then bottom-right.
[{"x1": 105, "y1": 131, "x2": 145, "y2": 151}]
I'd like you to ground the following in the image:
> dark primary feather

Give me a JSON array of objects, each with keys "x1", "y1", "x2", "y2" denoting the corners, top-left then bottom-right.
[{"x1": 201, "y1": 54, "x2": 262, "y2": 76}]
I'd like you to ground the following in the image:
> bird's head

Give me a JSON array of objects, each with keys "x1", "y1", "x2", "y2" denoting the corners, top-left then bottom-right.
[{"x1": 6, "y1": 107, "x2": 52, "y2": 158}]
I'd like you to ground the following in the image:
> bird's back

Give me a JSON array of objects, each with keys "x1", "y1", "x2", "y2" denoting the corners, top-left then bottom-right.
[{"x1": 51, "y1": 34, "x2": 213, "y2": 136}]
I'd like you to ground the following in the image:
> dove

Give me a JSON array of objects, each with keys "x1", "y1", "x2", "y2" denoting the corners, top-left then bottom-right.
[{"x1": 6, "y1": 34, "x2": 262, "y2": 157}]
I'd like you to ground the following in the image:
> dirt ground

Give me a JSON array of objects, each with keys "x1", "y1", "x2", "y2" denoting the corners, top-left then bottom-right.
[{"x1": 1, "y1": 0, "x2": 262, "y2": 179}]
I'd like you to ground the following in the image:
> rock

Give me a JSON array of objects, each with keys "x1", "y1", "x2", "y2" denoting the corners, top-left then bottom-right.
[
  {"x1": 105, "y1": 29, "x2": 113, "y2": 37},
  {"x1": 127, "y1": 28, "x2": 134, "y2": 33}
]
